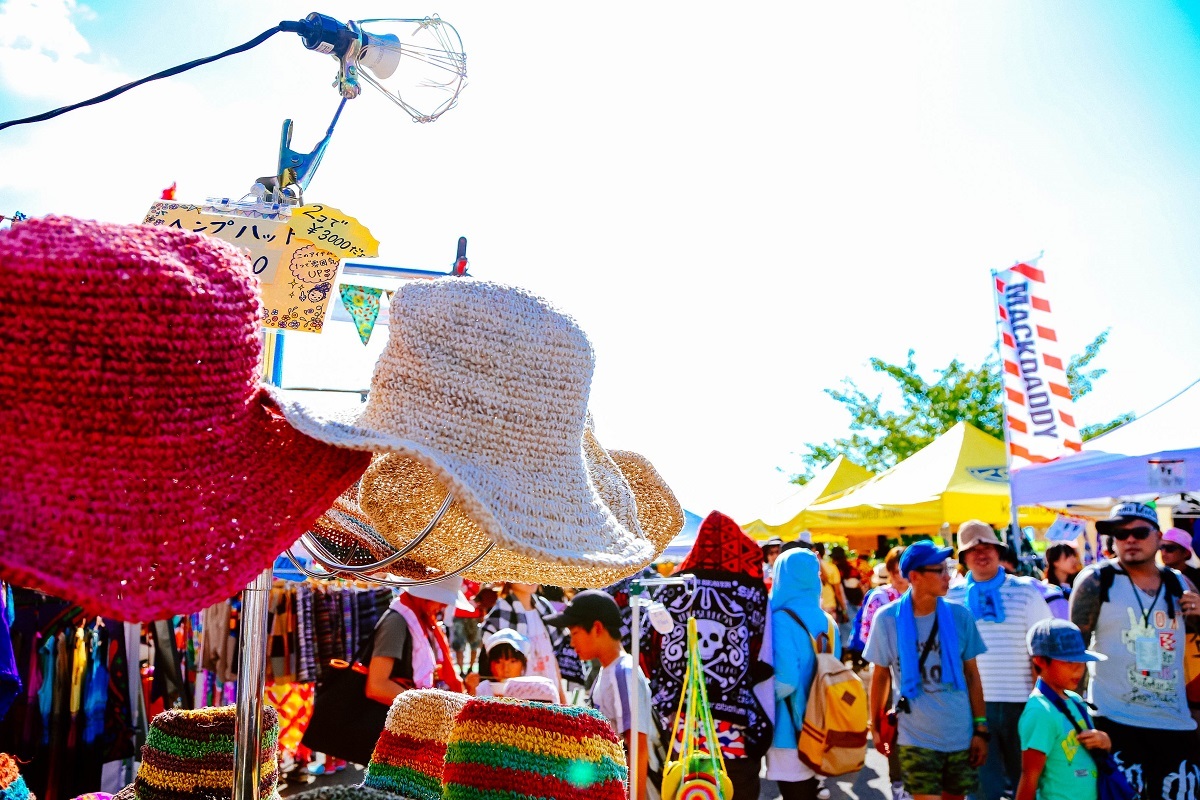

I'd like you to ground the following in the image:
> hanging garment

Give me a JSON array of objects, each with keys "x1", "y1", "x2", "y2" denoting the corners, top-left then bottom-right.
[
  {"x1": 82, "y1": 626, "x2": 107, "y2": 744},
  {"x1": 36, "y1": 635, "x2": 54, "y2": 746},
  {"x1": 651, "y1": 511, "x2": 774, "y2": 761},
  {"x1": 296, "y1": 583, "x2": 317, "y2": 683},
  {"x1": 0, "y1": 587, "x2": 21, "y2": 721},
  {"x1": 101, "y1": 620, "x2": 134, "y2": 762}
]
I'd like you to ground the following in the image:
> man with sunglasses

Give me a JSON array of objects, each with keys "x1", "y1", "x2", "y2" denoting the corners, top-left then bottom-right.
[{"x1": 1069, "y1": 502, "x2": 1200, "y2": 800}]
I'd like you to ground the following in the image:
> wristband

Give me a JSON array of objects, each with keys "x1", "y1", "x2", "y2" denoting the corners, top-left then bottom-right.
[{"x1": 973, "y1": 716, "x2": 987, "y2": 725}]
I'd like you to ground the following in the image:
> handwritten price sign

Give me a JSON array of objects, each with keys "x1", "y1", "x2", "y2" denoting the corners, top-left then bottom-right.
[
  {"x1": 143, "y1": 200, "x2": 341, "y2": 334},
  {"x1": 293, "y1": 203, "x2": 379, "y2": 258}
]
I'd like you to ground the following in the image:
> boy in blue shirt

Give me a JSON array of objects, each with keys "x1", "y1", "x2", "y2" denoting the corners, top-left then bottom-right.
[{"x1": 1015, "y1": 619, "x2": 1112, "y2": 800}]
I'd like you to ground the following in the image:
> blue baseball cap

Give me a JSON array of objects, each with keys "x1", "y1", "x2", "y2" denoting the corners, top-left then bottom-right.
[
  {"x1": 899, "y1": 540, "x2": 954, "y2": 577},
  {"x1": 1027, "y1": 618, "x2": 1107, "y2": 663}
]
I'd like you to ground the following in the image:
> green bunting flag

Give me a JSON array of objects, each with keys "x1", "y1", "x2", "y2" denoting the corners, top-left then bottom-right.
[{"x1": 339, "y1": 284, "x2": 384, "y2": 345}]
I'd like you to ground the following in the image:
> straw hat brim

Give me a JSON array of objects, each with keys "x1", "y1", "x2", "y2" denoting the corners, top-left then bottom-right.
[
  {"x1": 274, "y1": 392, "x2": 655, "y2": 571},
  {"x1": 353, "y1": 435, "x2": 681, "y2": 588},
  {"x1": 0, "y1": 388, "x2": 370, "y2": 623}
]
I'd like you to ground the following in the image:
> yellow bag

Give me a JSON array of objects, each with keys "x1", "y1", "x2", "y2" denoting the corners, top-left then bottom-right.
[
  {"x1": 782, "y1": 612, "x2": 869, "y2": 776},
  {"x1": 661, "y1": 618, "x2": 732, "y2": 800}
]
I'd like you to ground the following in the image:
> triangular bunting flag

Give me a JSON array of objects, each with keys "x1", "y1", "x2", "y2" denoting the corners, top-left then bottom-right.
[{"x1": 338, "y1": 284, "x2": 384, "y2": 345}]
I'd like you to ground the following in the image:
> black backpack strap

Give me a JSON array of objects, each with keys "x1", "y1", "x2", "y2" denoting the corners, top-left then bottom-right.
[
  {"x1": 1036, "y1": 682, "x2": 1086, "y2": 734},
  {"x1": 918, "y1": 615, "x2": 940, "y2": 674},
  {"x1": 1103, "y1": 563, "x2": 1182, "y2": 619},
  {"x1": 1098, "y1": 563, "x2": 1116, "y2": 604}
]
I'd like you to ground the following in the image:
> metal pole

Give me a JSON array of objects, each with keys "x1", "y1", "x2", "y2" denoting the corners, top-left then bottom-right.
[
  {"x1": 990, "y1": 269, "x2": 1023, "y2": 545},
  {"x1": 233, "y1": 328, "x2": 284, "y2": 800},
  {"x1": 232, "y1": 568, "x2": 273, "y2": 800},
  {"x1": 627, "y1": 575, "x2": 694, "y2": 800},
  {"x1": 629, "y1": 587, "x2": 642, "y2": 800}
]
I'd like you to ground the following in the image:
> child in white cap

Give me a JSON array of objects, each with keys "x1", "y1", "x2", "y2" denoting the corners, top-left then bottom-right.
[{"x1": 464, "y1": 628, "x2": 559, "y2": 703}]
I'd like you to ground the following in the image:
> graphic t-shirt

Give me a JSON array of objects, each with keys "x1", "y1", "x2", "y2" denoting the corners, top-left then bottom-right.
[
  {"x1": 863, "y1": 600, "x2": 987, "y2": 752},
  {"x1": 1019, "y1": 689, "x2": 1098, "y2": 800},
  {"x1": 1083, "y1": 565, "x2": 1196, "y2": 730}
]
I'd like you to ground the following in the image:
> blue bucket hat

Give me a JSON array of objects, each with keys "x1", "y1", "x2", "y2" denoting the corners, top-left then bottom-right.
[
  {"x1": 898, "y1": 540, "x2": 954, "y2": 578},
  {"x1": 1027, "y1": 618, "x2": 1107, "y2": 663}
]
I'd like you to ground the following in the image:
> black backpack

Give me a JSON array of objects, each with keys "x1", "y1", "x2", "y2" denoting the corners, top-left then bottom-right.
[{"x1": 1096, "y1": 562, "x2": 1184, "y2": 619}]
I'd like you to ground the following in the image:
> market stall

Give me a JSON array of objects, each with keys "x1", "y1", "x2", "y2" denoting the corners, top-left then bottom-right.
[
  {"x1": 1011, "y1": 378, "x2": 1200, "y2": 506},
  {"x1": 740, "y1": 456, "x2": 873, "y2": 541},
  {"x1": 802, "y1": 422, "x2": 1057, "y2": 535}
]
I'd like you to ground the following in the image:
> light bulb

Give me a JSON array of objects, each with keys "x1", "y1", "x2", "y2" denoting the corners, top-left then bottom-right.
[
  {"x1": 352, "y1": 17, "x2": 466, "y2": 123},
  {"x1": 358, "y1": 32, "x2": 401, "y2": 80}
]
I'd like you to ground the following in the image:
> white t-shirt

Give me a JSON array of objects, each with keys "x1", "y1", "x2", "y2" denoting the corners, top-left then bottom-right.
[
  {"x1": 946, "y1": 574, "x2": 1051, "y2": 703},
  {"x1": 520, "y1": 607, "x2": 562, "y2": 691}
]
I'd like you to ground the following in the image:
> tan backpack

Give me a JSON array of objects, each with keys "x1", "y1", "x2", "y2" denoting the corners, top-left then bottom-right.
[{"x1": 781, "y1": 608, "x2": 869, "y2": 776}]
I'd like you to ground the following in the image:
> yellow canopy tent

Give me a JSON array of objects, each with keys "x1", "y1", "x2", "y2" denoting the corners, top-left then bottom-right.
[
  {"x1": 740, "y1": 456, "x2": 873, "y2": 541},
  {"x1": 802, "y1": 422, "x2": 1057, "y2": 535}
]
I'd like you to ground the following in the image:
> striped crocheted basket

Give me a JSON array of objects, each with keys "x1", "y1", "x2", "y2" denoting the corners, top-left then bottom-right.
[
  {"x1": 0, "y1": 754, "x2": 31, "y2": 800},
  {"x1": 443, "y1": 698, "x2": 628, "y2": 800},
  {"x1": 116, "y1": 706, "x2": 279, "y2": 800},
  {"x1": 363, "y1": 689, "x2": 468, "y2": 800}
]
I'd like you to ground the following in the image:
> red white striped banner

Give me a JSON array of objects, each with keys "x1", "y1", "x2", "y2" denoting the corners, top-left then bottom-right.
[{"x1": 993, "y1": 260, "x2": 1082, "y2": 467}]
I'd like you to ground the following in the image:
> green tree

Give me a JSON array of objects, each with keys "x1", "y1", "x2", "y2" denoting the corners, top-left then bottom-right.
[{"x1": 794, "y1": 331, "x2": 1131, "y2": 484}]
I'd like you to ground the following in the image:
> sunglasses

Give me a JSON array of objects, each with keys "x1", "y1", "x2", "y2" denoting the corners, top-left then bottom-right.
[
  {"x1": 1111, "y1": 526, "x2": 1155, "y2": 541},
  {"x1": 913, "y1": 564, "x2": 953, "y2": 575},
  {"x1": 1161, "y1": 543, "x2": 1188, "y2": 555}
]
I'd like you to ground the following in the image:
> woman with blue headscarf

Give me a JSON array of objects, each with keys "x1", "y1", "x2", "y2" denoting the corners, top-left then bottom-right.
[{"x1": 766, "y1": 548, "x2": 841, "y2": 800}]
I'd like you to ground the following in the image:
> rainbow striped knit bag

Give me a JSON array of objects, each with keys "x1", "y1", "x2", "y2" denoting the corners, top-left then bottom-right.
[{"x1": 661, "y1": 618, "x2": 732, "y2": 800}]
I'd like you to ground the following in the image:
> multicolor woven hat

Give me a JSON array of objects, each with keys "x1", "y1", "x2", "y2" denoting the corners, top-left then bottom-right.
[
  {"x1": 0, "y1": 217, "x2": 370, "y2": 621},
  {"x1": 362, "y1": 689, "x2": 469, "y2": 800},
  {"x1": 443, "y1": 698, "x2": 628, "y2": 800},
  {"x1": 0, "y1": 754, "x2": 31, "y2": 800},
  {"x1": 113, "y1": 705, "x2": 280, "y2": 800},
  {"x1": 277, "y1": 279, "x2": 681, "y2": 585},
  {"x1": 289, "y1": 690, "x2": 467, "y2": 800}
]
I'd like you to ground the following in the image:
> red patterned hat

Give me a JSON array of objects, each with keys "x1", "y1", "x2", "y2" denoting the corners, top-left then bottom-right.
[
  {"x1": 676, "y1": 511, "x2": 763, "y2": 578},
  {"x1": 0, "y1": 217, "x2": 370, "y2": 621}
]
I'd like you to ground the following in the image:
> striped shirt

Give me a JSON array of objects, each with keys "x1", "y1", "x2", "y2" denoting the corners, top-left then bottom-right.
[
  {"x1": 591, "y1": 651, "x2": 660, "y2": 768},
  {"x1": 946, "y1": 575, "x2": 1051, "y2": 702}
]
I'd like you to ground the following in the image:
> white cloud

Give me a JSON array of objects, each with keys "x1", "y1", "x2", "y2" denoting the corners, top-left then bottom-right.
[{"x1": 0, "y1": 0, "x2": 123, "y2": 102}]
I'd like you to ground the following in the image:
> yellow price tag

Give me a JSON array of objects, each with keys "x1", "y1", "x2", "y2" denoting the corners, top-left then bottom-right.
[{"x1": 292, "y1": 203, "x2": 380, "y2": 258}]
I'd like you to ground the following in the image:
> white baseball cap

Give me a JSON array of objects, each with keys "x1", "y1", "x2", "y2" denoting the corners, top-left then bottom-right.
[{"x1": 484, "y1": 627, "x2": 530, "y2": 657}]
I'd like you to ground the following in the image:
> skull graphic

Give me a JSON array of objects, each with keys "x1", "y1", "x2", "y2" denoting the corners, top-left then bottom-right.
[{"x1": 695, "y1": 619, "x2": 726, "y2": 662}]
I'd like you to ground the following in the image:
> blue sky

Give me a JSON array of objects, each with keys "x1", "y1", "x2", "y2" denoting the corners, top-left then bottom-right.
[{"x1": 2, "y1": 0, "x2": 1199, "y2": 521}]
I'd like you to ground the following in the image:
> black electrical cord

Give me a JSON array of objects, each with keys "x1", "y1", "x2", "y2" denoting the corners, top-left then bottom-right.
[{"x1": 0, "y1": 20, "x2": 309, "y2": 133}]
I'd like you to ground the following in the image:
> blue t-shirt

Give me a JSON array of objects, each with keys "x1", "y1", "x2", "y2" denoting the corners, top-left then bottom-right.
[{"x1": 863, "y1": 600, "x2": 987, "y2": 752}]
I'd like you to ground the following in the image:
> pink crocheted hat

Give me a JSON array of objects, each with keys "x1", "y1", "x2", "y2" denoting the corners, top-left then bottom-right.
[{"x1": 0, "y1": 216, "x2": 370, "y2": 622}]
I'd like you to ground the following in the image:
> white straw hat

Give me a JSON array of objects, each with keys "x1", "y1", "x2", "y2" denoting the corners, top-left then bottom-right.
[
  {"x1": 358, "y1": 415, "x2": 683, "y2": 586},
  {"x1": 405, "y1": 575, "x2": 463, "y2": 606},
  {"x1": 278, "y1": 279, "x2": 678, "y2": 580}
]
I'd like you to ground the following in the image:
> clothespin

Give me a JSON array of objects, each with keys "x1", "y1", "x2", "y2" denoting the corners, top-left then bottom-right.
[{"x1": 452, "y1": 237, "x2": 469, "y2": 276}]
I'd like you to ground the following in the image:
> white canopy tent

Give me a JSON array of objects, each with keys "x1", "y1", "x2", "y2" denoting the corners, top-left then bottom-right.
[{"x1": 1011, "y1": 378, "x2": 1200, "y2": 505}]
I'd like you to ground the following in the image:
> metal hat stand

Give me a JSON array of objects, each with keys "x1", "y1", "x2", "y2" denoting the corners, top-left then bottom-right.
[{"x1": 231, "y1": 203, "x2": 476, "y2": 799}]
